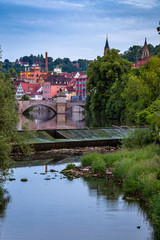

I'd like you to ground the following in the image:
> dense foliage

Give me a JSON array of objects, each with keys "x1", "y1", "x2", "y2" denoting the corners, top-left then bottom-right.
[
  {"x1": 86, "y1": 49, "x2": 132, "y2": 119},
  {"x1": 0, "y1": 47, "x2": 32, "y2": 172},
  {"x1": 0, "y1": 71, "x2": 18, "y2": 170},
  {"x1": 86, "y1": 49, "x2": 160, "y2": 132}
]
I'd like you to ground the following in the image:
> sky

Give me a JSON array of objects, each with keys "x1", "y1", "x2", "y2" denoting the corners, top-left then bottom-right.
[{"x1": 0, "y1": 0, "x2": 160, "y2": 61}]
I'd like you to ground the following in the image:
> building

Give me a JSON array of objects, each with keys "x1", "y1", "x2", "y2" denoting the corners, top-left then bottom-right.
[
  {"x1": 42, "y1": 75, "x2": 70, "y2": 99},
  {"x1": 133, "y1": 38, "x2": 151, "y2": 68},
  {"x1": 15, "y1": 82, "x2": 42, "y2": 100},
  {"x1": 20, "y1": 65, "x2": 44, "y2": 83},
  {"x1": 20, "y1": 52, "x2": 49, "y2": 83},
  {"x1": 104, "y1": 36, "x2": 110, "y2": 55},
  {"x1": 54, "y1": 67, "x2": 62, "y2": 74},
  {"x1": 76, "y1": 73, "x2": 87, "y2": 101},
  {"x1": 64, "y1": 86, "x2": 76, "y2": 100}
]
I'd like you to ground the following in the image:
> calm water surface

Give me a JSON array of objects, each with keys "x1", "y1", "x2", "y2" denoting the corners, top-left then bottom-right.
[{"x1": 0, "y1": 158, "x2": 154, "y2": 240}]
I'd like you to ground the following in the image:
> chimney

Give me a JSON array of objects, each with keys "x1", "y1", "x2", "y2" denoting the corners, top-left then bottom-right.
[{"x1": 45, "y1": 52, "x2": 48, "y2": 73}]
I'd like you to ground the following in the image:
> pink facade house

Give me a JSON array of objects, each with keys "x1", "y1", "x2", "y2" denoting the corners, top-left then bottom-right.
[{"x1": 43, "y1": 75, "x2": 70, "y2": 99}]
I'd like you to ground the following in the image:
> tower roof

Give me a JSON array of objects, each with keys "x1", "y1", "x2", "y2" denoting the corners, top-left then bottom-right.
[
  {"x1": 104, "y1": 36, "x2": 109, "y2": 55},
  {"x1": 105, "y1": 37, "x2": 109, "y2": 49},
  {"x1": 144, "y1": 38, "x2": 148, "y2": 48},
  {"x1": 142, "y1": 38, "x2": 150, "y2": 60}
]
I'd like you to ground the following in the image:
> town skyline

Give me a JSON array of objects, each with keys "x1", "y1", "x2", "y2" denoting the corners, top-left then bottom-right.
[{"x1": 0, "y1": 0, "x2": 160, "y2": 61}]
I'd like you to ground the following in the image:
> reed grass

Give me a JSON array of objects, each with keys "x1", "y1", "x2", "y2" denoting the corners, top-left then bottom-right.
[{"x1": 81, "y1": 143, "x2": 160, "y2": 238}]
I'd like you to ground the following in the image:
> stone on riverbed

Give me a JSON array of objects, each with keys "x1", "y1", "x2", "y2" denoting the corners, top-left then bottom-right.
[
  {"x1": 21, "y1": 178, "x2": 28, "y2": 182},
  {"x1": 61, "y1": 166, "x2": 113, "y2": 178},
  {"x1": 9, "y1": 178, "x2": 16, "y2": 181}
]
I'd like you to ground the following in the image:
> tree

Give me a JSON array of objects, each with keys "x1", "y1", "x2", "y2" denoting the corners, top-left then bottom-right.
[
  {"x1": 122, "y1": 56, "x2": 160, "y2": 123},
  {"x1": 157, "y1": 21, "x2": 160, "y2": 34},
  {"x1": 86, "y1": 49, "x2": 132, "y2": 119},
  {"x1": 121, "y1": 45, "x2": 142, "y2": 62},
  {"x1": 20, "y1": 94, "x2": 30, "y2": 101},
  {"x1": 8, "y1": 68, "x2": 17, "y2": 78},
  {"x1": 0, "y1": 73, "x2": 19, "y2": 170},
  {"x1": 0, "y1": 46, "x2": 32, "y2": 172}
]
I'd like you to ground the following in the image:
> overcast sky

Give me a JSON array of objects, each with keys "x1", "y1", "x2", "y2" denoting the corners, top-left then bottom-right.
[{"x1": 0, "y1": 0, "x2": 160, "y2": 61}]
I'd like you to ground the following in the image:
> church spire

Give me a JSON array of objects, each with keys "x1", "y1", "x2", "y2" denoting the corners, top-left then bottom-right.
[
  {"x1": 104, "y1": 36, "x2": 109, "y2": 55},
  {"x1": 142, "y1": 38, "x2": 149, "y2": 60}
]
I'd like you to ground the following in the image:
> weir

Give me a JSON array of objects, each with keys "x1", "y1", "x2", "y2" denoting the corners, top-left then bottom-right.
[{"x1": 15, "y1": 127, "x2": 134, "y2": 152}]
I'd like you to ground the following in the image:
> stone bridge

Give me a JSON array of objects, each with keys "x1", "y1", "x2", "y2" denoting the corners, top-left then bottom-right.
[{"x1": 17, "y1": 99, "x2": 85, "y2": 114}]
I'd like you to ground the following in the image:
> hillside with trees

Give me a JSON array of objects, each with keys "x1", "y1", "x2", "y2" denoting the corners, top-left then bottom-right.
[
  {"x1": 121, "y1": 43, "x2": 160, "y2": 63},
  {"x1": 1, "y1": 55, "x2": 91, "y2": 75}
]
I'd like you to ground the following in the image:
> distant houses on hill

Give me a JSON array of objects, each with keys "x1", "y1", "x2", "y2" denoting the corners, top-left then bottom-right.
[{"x1": 14, "y1": 65, "x2": 88, "y2": 101}]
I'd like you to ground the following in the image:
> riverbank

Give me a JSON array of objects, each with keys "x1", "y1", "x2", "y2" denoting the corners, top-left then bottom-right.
[
  {"x1": 11, "y1": 146, "x2": 116, "y2": 161},
  {"x1": 72, "y1": 144, "x2": 160, "y2": 239}
]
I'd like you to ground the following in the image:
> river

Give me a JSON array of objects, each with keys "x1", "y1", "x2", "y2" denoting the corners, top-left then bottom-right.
[
  {"x1": 0, "y1": 156, "x2": 154, "y2": 240},
  {"x1": 0, "y1": 107, "x2": 155, "y2": 239}
]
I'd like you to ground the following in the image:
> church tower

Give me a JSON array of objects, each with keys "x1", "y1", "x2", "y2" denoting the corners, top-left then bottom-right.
[
  {"x1": 104, "y1": 36, "x2": 109, "y2": 55},
  {"x1": 142, "y1": 38, "x2": 150, "y2": 60}
]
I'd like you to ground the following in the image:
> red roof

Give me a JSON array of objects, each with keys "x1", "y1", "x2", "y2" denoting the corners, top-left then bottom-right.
[
  {"x1": 40, "y1": 73, "x2": 51, "y2": 80},
  {"x1": 68, "y1": 78, "x2": 76, "y2": 87},
  {"x1": 14, "y1": 80, "x2": 25, "y2": 88},
  {"x1": 66, "y1": 86, "x2": 76, "y2": 92},
  {"x1": 134, "y1": 56, "x2": 152, "y2": 68},
  {"x1": 20, "y1": 82, "x2": 41, "y2": 96}
]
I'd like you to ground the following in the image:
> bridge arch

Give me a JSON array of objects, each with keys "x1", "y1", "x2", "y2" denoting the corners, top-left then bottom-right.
[
  {"x1": 17, "y1": 100, "x2": 85, "y2": 114},
  {"x1": 18, "y1": 100, "x2": 57, "y2": 114}
]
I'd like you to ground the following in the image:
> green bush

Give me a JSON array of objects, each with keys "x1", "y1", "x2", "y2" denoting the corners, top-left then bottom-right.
[
  {"x1": 65, "y1": 164, "x2": 75, "y2": 170},
  {"x1": 103, "y1": 153, "x2": 121, "y2": 167},
  {"x1": 81, "y1": 153, "x2": 103, "y2": 167},
  {"x1": 91, "y1": 158, "x2": 106, "y2": 173},
  {"x1": 113, "y1": 158, "x2": 135, "y2": 179},
  {"x1": 121, "y1": 128, "x2": 154, "y2": 148},
  {"x1": 138, "y1": 173, "x2": 160, "y2": 199}
]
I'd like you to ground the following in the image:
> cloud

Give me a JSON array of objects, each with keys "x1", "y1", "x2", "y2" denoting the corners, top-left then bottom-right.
[
  {"x1": 118, "y1": 0, "x2": 159, "y2": 9},
  {"x1": 0, "y1": 0, "x2": 85, "y2": 9}
]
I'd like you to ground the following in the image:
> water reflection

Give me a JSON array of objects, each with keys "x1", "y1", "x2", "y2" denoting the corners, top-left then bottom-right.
[
  {"x1": 23, "y1": 105, "x2": 56, "y2": 121},
  {"x1": 0, "y1": 188, "x2": 10, "y2": 215},
  {"x1": 18, "y1": 106, "x2": 86, "y2": 130},
  {"x1": 0, "y1": 158, "x2": 155, "y2": 240}
]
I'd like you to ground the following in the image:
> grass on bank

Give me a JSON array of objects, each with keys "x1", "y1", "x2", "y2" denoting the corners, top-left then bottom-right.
[{"x1": 81, "y1": 128, "x2": 160, "y2": 238}]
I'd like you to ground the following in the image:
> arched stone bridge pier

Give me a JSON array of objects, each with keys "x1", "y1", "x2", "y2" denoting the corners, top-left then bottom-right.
[{"x1": 17, "y1": 96, "x2": 85, "y2": 114}]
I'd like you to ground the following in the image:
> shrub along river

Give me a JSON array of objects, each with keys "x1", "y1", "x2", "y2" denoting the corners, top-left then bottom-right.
[{"x1": 0, "y1": 155, "x2": 155, "y2": 240}]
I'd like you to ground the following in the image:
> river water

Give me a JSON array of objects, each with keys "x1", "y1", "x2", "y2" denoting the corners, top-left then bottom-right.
[
  {"x1": 18, "y1": 106, "x2": 86, "y2": 130},
  {"x1": 0, "y1": 107, "x2": 155, "y2": 239},
  {"x1": 0, "y1": 157, "x2": 154, "y2": 240},
  {"x1": 17, "y1": 106, "x2": 123, "y2": 130}
]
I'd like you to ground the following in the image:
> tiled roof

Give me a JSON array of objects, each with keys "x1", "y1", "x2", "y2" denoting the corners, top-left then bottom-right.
[
  {"x1": 14, "y1": 80, "x2": 25, "y2": 88},
  {"x1": 68, "y1": 78, "x2": 76, "y2": 87},
  {"x1": 40, "y1": 73, "x2": 51, "y2": 80},
  {"x1": 66, "y1": 86, "x2": 76, "y2": 92},
  {"x1": 45, "y1": 75, "x2": 70, "y2": 85},
  {"x1": 20, "y1": 82, "x2": 41, "y2": 96}
]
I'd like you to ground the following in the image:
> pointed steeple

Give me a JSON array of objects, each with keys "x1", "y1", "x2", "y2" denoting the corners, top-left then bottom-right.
[
  {"x1": 104, "y1": 36, "x2": 109, "y2": 55},
  {"x1": 142, "y1": 38, "x2": 149, "y2": 60},
  {"x1": 144, "y1": 37, "x2": 147, "y2": 47}
]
